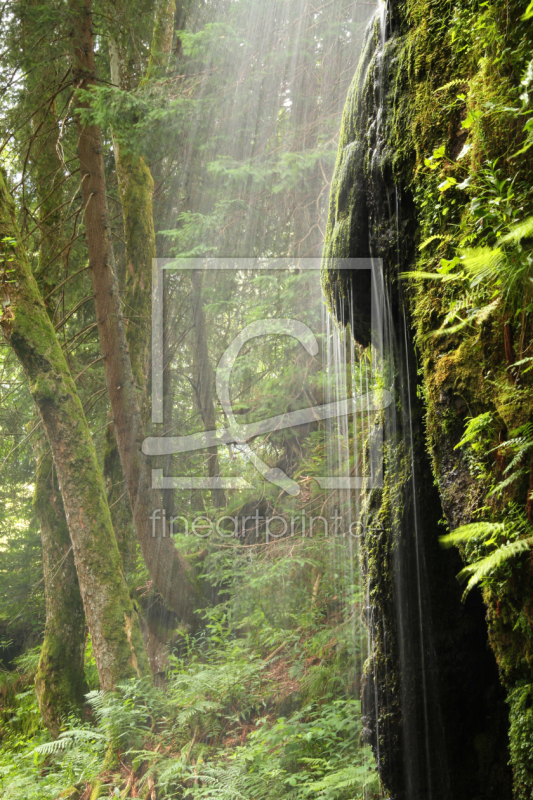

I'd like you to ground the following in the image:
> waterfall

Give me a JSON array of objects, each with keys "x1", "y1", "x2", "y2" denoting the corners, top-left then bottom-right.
[{"x1": 322, "y1": 6, "x2": 457, "y2": 799}]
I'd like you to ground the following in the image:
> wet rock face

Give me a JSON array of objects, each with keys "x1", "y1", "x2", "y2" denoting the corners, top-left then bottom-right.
[
  {"x1": 322, "y1": 10, "x2": 513, "y2": 800},
  {"x1": 431, "y1": 392, "x2": 484, "y2": 532}
]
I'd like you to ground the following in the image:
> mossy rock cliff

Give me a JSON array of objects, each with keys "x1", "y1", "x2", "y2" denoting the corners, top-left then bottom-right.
[{"x1": 323, "y1": 0, "x2": 533, "y2": 797}]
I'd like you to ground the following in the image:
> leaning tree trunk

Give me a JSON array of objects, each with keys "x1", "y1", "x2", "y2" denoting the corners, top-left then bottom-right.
[
  {"x1": 26, "y1": 59, "x2": 90, "y2": 723},
  {"x1": 33, "y1": 447, "x2": 88, "y2": 735},
  {"x1": 0, "y1": 169, "x2": 149, "y2": 691},
  {"x1": 69, "y1": 0, "x2": 200, "y2": 626}
]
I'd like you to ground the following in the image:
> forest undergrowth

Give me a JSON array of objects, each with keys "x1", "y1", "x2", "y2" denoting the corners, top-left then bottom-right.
[{"x1": 0, "y1": 533, "x2": 379, "y2": 800}]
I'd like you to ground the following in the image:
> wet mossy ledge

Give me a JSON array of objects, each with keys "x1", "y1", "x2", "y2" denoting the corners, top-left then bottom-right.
[{"x1": 323, "y1": 0, "x2": 533, "y2": 797}]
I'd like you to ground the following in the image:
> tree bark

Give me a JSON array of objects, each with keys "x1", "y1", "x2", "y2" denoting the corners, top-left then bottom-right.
[
  {"x1": 33, "y1": 447, "x2": 88, "y2": 736},
  {"x1": 0, "y1": 169, "x2": 149, "y2": 691},
  {"x1": 107, "y1": 5, "x2": 185, "y2": 678},
  {"x1": 103, "y1": 416, "x2": 138, "y2": 577},
  {"x1": 69, "y1": 0, "x2": 200, "y2": 625},
  {"x1": 109, "y1": 0, "x2": 176, "y2": 405}
]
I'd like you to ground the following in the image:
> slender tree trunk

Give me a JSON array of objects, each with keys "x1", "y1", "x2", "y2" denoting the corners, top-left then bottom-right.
[
  {"x1": 69, "y1": 0, "x2": 200, "y2": 625},
  {"x1": 33, "y1": 446, "x2": 88, "y2": 736},
  {"x1": 108, "y1": 0, "x2": 178, "y2": 518},
  {"x1": 0, "y1": 170, "x2": 149, "y2": 690},
  {"x1": 191, "y1": 270, "x2": 225, "y2": 508},
  {"x1": 108, "y1": 42, "x2": 155, "y2": 405},
  {"x1": 101, "y1": 37, "x2": 154, "y2": 591}
]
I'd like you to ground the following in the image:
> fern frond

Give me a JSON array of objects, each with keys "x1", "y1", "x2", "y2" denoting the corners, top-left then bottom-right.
[
  {"x1": 473, "y1": 296, "x2": 500, "y2": 323},
  {"x1": 419, "y1": 234, "x2": 451, "y2": 250},
  {"x1": 434, "y1": 78, "x2": 469, "y2": 93},
  {"x1": 176, "y1": 699, "x2": 220, "y2": 727},
  {"x1": 455, "y1": 412, "x2": 494, "y2": 450},
  {"x1": 458, "y1": 538, "x2": 532, "y2": 598},
  {"x1": 305, "y1": 763, "x2": 376, "y2": 792},
  {"x1": 488, "y1": 467, "x2": 528, "y2": 495},
  {"x1": 498, "y1": 215, "x2": 533, "y2": 245},
  {"x1": 400, "y1": 270, "x2": 464, "y2": 281},
  {"x1": 461, "y1": 246, "x2": 504, "y2": 278},
  {"x1": 439, "y1": 522, "x2": 504, "y2": 548},
  {"x1": 428, "y1": 317, "x2": 473, "y2": 338},
  {"x1": 503, "y1": 442, "x2": 533, "y2": 473},
  {"x1": 34, "y1": 729, "x2": 106, "y2": 756}
]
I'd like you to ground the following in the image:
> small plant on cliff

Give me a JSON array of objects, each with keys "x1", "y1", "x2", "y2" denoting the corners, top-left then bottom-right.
[
  {"x1": 440, "y1": 411, "x2": 533, "y2": 599},
  {"x1": 440, "y1": 516, "x2": 533, "y2": 598}
]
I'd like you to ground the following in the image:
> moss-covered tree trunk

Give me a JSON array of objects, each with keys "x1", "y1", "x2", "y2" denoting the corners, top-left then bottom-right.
[
  {"x1": 0, "y1": 169, "x2": 149, "y2": 691},
  {"x1": 146, "y1": 0, "x2": 176, "y2": 77},
  {"x1": 69, "y1": 0, "x2": 200, "y2": 626},
  {"x1": 26, "y1": 56, "x2": 90, "y2": 726},
  {"x1": 108, "y1": 0, "x2": 175, "y2": 405},
  {"x1": 33, "y1": 447, "x2": 87, "y2": 735},
  {"x1": 108, "y1": 5, "x2": 189, "y2": 677}
]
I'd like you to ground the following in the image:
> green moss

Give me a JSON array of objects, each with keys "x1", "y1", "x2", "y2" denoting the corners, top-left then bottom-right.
[
  {"x1": 509, "y1": 684, "x2": 533, "y2": 800},
  {"x1": 103, "y1": 421, "x2": 137, "y2": 578},
  {"x1": 145, "y1": 0, "x2": 176, "y2": 79}
]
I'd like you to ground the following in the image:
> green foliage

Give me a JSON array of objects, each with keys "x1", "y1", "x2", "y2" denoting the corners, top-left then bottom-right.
[
  {"x1": 492, "y1": 423, "x2": 533, "y2": 494},
  {"x1": 187, "y1": 700, "x2": 377, "y2": 799},
  {"x1": 440, "y1": 515, "x2": 532, "y2": 599},
  {"x1": 0, "y1": 646, "x2": 42, "y2": 740},
  {"x1": 457, "y1": 537, "x2": 532, "y2": 598},
  {"x1": 73, "y1": 0, "x2": 369, "y2": 260},
  {"x1": 439, "y1": 521, "x2": 506, "y2": 548},
  {"x1": 454, "y1": 412, "x2": 496, "y2": 451},
  {"x1": 442, "y1": 412, "x2": 533, "y2": 599},
  {"x1": 391, "y1": 4, "x2": 533, "y2": 792},
  {"x1": 407, "y1": 198, "x2": 533, "y2": 339},
  {"x1": 0, "y1": 596, "x2": 377, "y2": 799}
]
